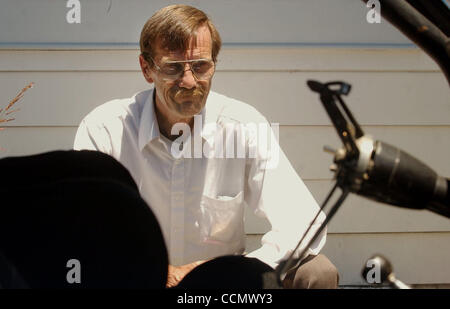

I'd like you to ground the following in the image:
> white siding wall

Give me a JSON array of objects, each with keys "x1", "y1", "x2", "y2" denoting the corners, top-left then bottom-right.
[{"x1": 1, "y1": 0, "x2": 449, "y2": 286}]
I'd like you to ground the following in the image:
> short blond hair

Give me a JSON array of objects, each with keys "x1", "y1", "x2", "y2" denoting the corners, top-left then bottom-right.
[{"x1": 140, "y1": 4, "x2": 222, "y2": 65}]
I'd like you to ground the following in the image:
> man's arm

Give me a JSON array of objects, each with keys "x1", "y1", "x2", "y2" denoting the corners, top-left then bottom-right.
[
  {"x1": 73, "y1": 118, "x2": 113, "y2": 154},
  {"x1": 243, "y1": 120, "x2": 327, "y2": 270}
]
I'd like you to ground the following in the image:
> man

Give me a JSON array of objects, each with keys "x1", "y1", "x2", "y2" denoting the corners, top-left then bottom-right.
[{"x1": 74, "y1": 4, "x2": 338, "y2": 289}]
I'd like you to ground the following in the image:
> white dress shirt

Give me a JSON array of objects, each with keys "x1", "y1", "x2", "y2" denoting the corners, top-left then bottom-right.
[{"x1": 74, "y1": 88, "x2": 327, "y2": 268}]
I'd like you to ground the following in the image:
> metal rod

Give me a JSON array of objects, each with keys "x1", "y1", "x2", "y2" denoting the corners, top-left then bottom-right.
[
  {"x1": 275, "y1": 183, "x2": 349, "y2": 283},
  {"x1": 362, "y1": 0, "x2": 450, "y2": 85}
]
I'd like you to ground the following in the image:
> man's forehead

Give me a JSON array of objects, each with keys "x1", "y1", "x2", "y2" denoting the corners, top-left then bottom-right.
[
  {"x1": 154, "y1": 25, "x2": 212, "y2": 60},
  {"x1": 155, "y1": 45, "x2": 212, "y2": 61}
]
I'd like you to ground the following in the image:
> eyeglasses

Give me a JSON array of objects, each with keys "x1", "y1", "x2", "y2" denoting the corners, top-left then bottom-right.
[{"x1": 145, "y1": 54, "x2": 215, "y2": 81}]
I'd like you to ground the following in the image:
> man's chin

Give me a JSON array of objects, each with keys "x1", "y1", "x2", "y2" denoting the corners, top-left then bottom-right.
[{"x1": 175, "y1": 101, "x2": 204, "y2": 116}]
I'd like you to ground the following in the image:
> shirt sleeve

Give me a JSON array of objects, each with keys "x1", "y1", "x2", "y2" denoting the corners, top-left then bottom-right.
[
  {"x1": 73, "y1": 118, "x2": 113, "y2": 154},
  {"x1": 244, "y1": 122, "x2": 327, "y2": 270}
]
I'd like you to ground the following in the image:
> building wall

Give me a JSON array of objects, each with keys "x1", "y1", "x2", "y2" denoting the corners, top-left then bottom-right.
[{"x1": 1, "y1": 0, "x2": 449, "y2": 286}]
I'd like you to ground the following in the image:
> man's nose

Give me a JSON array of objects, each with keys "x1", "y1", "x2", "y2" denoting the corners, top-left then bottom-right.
[{"x1": 178, "y1": 64, "x2": 196, "y2": 89}]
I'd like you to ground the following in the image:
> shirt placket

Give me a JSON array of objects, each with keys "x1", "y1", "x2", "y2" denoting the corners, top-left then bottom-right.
[{"x1": 169, "y1": 157, "x2": 185, "y2": 265}]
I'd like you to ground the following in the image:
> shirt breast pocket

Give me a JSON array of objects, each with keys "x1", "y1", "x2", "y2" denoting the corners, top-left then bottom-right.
[{"x1": 199, "y1": 191, "x2": 245, "y2": 244}]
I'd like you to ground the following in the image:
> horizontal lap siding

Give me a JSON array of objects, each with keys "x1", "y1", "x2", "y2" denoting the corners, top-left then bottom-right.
[
  {"x1": 0, "y1": 46, "x2": 448, "y2": 285},
  {"x1": 0, "y1": 0, "x2": 410, "y2": 45},
  {"x1": 1, "y1": 48, "x2": 448, "y2": 126}
]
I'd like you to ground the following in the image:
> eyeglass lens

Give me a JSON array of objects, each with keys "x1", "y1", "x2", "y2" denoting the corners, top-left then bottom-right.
[{"x1": 160, "y1": 60, "x2": 214, "y2": 80}]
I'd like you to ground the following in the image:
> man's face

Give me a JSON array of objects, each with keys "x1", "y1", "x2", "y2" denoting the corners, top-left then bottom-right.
[{"x1": 140, "y1": 25, "x2": 214, "y2": 120}]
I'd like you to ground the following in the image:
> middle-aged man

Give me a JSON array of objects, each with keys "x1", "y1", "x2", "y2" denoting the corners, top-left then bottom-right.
[{"x1": 74, "y1": 4, "x2": 338, "y2": 289}]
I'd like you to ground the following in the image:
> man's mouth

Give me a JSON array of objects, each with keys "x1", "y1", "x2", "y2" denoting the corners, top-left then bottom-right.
[{"x1": 173, "y1": 88, "x2": 204, "y2": 104}]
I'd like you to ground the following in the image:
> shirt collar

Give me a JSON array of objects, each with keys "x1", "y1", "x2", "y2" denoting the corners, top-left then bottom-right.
[{"x1": 138, "y1": 88, "x2": 160, "y2": 151}]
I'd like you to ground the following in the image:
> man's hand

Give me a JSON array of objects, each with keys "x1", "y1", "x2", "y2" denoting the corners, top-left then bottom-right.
[{"x1": 166, "y1": 260, "x2": 206, "y2": 288}]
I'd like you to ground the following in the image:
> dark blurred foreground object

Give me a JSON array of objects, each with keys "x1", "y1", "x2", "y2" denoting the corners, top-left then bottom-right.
[
  {"x1": 0, "y1": 150, "x2": 168, "y2": 288},
  {"x1": 0, "y1": 150, "x2": 280, "y2": 289},
  {"x1": 177, "y1": 255, "x2": 281, "y2": 289},
  {"x1": 361, "y1": 0, "x2": 450, "y2": 85},
  {"x1": 0, "y1": 150, "x2": 138, "y2": 190}
]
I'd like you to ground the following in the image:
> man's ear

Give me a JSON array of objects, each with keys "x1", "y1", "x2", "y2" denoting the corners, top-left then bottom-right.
[{"x1": 139, "y1": 54, "x2": 154, "y2": 84}]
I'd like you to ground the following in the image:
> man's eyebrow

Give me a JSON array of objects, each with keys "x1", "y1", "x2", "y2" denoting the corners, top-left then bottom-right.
[{"x1": 165, "y1": 58, "x2": 211, "y2": 63}]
